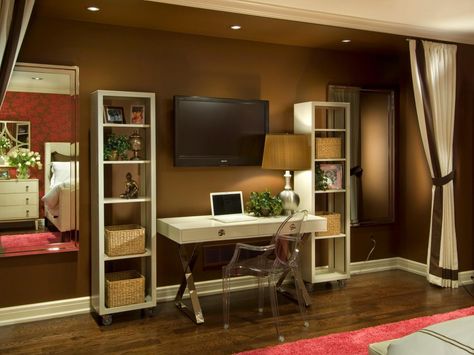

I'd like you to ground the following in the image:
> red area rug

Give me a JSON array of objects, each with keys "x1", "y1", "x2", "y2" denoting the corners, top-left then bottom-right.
[
  {"x1": 0, "y1": 232, "x2": 61, "y2": 253},
  {"x1": 238, "y1": 306, "x2": 474, "y2": 355}
]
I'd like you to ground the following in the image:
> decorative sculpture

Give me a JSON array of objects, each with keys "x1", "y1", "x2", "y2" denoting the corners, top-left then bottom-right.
[{"x1": 120, "y1": 172, "x2": 139, "y2": 199}]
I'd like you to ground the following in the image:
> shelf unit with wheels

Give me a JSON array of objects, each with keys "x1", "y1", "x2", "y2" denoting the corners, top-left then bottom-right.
[
  {"x1": 294, "y1": 101, "x2": 350, "y2": 286},
  {"x1": 91, "y1": 90, "x2": 156, "y2": 325}
]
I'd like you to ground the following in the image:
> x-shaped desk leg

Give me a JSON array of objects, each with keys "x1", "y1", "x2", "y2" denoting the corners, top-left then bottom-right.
[{"x1": 175, "y1": 243, "x2": 204, "y2": 324}]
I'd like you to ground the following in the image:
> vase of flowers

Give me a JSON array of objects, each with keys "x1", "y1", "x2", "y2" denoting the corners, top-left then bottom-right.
[{"x1": 7, "y1": 149, "x2": 42, "y2": 179}]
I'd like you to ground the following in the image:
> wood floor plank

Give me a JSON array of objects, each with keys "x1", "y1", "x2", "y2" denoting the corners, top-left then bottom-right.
[{"x1": 0, "y1": 270, "x2": 472, "y2": 354}]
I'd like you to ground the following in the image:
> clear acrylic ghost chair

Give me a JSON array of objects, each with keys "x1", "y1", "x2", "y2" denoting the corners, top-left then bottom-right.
[{"x1": 222, "y1": 210, "x2": 309, "y2": 342}]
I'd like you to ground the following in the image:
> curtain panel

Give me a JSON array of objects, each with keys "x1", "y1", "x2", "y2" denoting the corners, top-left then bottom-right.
[
  {"x1": 0, "y1": 0, "x2": 35, "y2": 108},
  {"x1": 408, "y1": 39, "x2": 458, "y2": 288}
]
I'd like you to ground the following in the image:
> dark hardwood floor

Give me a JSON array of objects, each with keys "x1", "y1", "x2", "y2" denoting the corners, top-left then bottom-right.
[{"x1": 0, "y1": 270, "x2": 472, "y2": 354}]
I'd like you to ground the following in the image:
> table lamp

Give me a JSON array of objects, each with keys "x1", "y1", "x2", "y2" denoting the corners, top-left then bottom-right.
[{"x1": 261, "y1": 134, "x2": 311, "y2": 215}]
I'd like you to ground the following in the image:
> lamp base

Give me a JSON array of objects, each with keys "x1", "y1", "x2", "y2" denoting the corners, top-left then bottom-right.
[{"x1": 278, "y1": 189, "x2": 300, "y2": 216}]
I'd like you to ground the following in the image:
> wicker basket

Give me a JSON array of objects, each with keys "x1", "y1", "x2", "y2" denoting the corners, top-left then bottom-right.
[
  {"x1": 105, "y1": 224, "x2": 145, "y2": 257},
  {"x1": 315, "y1": 211, "x2": 341, "y2": 236},
  {"x1": 315, "y1": 137, "x2": 342, "y2": 159},
  {"x1": 105, "y1": 270, "x2": 145, "y2": 308}
]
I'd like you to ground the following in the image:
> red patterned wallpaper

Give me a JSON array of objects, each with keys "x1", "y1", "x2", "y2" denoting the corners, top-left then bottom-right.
[{"x1": 0, "y1": 92, "x2": 75, "y2": 216}]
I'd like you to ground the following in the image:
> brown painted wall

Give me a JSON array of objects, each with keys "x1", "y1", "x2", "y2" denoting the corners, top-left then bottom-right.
[{"x1": 0, "y1": 16, "x2": 471, "y2": 307}]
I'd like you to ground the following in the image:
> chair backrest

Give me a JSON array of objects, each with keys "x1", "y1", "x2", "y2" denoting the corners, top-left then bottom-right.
[{"x1": 273, "y1": 210, "x2": 308, "y2": 267}]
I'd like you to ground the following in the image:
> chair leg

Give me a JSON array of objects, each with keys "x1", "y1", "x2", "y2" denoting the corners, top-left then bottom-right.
[
  {"x1": 293, "y1": 266, "x2": 309, "y2": 328},
  {"x1": 222, "y1": 267, "x2": 231, "y2": 329},
  {"x1": 268, "y1": 276, "x2": 284, "y2": 342},
  {"x1": 257, "y1": 276, "x2": 264, "y2": 313}
]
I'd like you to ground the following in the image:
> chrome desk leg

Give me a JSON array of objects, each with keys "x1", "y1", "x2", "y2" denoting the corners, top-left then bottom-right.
[{"x1": 175, "y1": 243, "x2": 204, "y2": 324}]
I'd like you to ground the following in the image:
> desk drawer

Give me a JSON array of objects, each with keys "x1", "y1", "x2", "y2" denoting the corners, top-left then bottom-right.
[
  {"x1": 0, "y1": 193, "x2": 38, "y2": 207},
  {"x1": 173, "y1": 224, "x2": 260, "y2": 243}
]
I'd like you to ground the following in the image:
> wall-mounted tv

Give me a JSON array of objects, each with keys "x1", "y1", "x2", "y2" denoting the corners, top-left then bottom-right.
[{"x1": 174, "y1": 95, "x2": 269, "y2": 167}]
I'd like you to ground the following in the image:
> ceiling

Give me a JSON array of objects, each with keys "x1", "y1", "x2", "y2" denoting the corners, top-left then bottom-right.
[
  {"x1": 31, "y1": 0, "x2": 473, "y2": 54},
  {"x1": 151, "y1": 0, "x2": 474, "y2": 45}
]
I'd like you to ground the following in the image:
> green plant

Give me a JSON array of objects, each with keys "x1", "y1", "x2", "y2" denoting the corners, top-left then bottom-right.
[
  {"x1": 104, "y1": 133, "x2": 131, "y2": 160},
  {"x1": 245, "y1": 190, "x2": 283, "y2": 217},
  {"x1": 316, "y1": 164, "x2": 329, "y2": 191}
]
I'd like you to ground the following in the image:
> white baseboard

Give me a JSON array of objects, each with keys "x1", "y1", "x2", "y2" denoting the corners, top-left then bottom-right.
[{"x1": 1, "y1": 258, "x2": 472, "y2": 327}]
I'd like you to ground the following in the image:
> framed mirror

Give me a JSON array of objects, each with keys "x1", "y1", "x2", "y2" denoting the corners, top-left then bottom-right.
[
  {"x1": 0, "y1": 120, "x2": 31, "y2": 165},
  {"x1": 328, "y1": 85, "x2": 395, "y2": 226},
  {"x1": 0, "y1": 63, "x2": 79, "y2": 257}
]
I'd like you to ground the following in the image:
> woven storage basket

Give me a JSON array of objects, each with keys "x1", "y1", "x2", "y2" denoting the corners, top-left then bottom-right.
[
  {"x1": 105, "y1": 224, "x2": 145, "y2": 256},
  {"x1": 315, "y1": 137, "x2": 342, "y2": 159},
  {"x1": 105, "y1": 270, "x2": 145, "y2": 308},
  {"x1": 315, "y1": 211, "x2": 341, "y2": 236}
]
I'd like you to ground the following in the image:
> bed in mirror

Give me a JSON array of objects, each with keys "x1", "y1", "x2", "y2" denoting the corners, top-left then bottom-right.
[{"x1": 0, "y1": 63, "x2": 79, "y2": 257}]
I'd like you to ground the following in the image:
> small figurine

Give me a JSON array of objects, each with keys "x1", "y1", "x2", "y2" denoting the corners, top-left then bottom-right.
[{"x1": 120, "y1": 172, "x2": 139, "y2": 199}]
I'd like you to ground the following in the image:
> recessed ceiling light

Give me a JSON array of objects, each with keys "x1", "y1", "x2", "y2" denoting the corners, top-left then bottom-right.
[
  {"x1": 341, "y1": 39, "x2": 351, "y2": 43},
  {"x1": 32, "y1": 77, "x2": 43, "y2": 80},
  {"x1": 230, "y1": 25, "x2": 242, "y2": 30},
  {"x1": 87, "y1": 6, "x2": 100, "y2": 12}
]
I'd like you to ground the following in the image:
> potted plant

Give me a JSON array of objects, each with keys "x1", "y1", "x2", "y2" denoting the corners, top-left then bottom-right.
[
  {"x1": 104, "y1": 133, "x2": 131, "y2": 160},
  {"x1": 246, "y1": 190, "x2": 283, "y2": 217},
  {"x1": 315, "y1": 164, "x2": 330, "y2": 191}
]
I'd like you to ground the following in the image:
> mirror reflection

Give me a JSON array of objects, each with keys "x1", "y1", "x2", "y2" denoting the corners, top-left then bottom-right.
[
  {"x1": 0, "y1": 63, "x2": 79, "y2": 257},
  {"x1": 328, "y1": 85, "x2": 395, "y2": 226}
]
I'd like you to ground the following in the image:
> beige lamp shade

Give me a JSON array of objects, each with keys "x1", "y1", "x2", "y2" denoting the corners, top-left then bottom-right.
[{"x1": 261, "y1": 134, "x2": 311, "y2": 171}]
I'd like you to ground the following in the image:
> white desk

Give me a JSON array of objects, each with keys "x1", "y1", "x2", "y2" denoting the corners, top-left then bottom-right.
[{"x1": 157, "y1": 214, "x2": 326, "y2": 324}]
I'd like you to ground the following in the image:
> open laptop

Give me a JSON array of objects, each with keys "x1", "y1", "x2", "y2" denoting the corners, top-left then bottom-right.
[{"x1": 210, "y1": 191, "x2": 257, "y2": 223}]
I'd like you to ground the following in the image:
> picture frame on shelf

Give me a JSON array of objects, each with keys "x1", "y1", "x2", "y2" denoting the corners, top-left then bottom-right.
[
  {"x1": 0, "y1": 168, "x2": 10, "y2": 180},
  {"x1": 104, "y1": 106, "x2": 125, "y2": 124},
  {"x1": 317, "y1": 163, "x2": 343, "y2": 190},
  {"x1": 131, "y1": 105, "x2": 145, "y2": 124}
]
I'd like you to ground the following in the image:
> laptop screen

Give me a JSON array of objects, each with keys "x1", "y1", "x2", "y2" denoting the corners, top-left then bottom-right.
[{"x1": 211, "y1": 192, "x2": 243, "y2": 216}]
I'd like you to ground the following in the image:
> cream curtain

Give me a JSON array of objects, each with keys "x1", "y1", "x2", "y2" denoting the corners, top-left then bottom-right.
[
  {"x1": 409, "y1": 39, "x2": 458, "y2": 288},
  {"x1": 0, "y1": 0, "x2": 35, "y2": 107}
]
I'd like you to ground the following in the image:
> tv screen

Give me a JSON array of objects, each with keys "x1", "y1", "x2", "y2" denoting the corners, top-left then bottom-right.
[{"x1": 174, "y1": 95, "x2": 269, "y2": 167}]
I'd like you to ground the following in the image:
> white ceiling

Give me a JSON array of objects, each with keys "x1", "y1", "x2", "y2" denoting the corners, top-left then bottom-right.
[{"x1": 149, "y1": 0, "x2": 474, "y2": 44}]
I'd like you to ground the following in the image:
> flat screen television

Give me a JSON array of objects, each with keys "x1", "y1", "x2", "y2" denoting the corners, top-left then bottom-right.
[{"x1": 174, "y1": 95, "x2": 269, "y2": 167}]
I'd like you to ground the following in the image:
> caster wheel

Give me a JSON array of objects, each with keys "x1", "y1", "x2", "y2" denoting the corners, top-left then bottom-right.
[
  {"x1": 337, "y1": 280, "x2": 346, "y2": 288},
  {"x1": 101, "y1": 314, "x2": 112, "y2": 326},
  {"x1": 141, "y1": 307, "x2": 155, "y2": 317}
]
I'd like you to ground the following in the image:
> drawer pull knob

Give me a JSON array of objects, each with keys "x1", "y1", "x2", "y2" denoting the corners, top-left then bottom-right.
[
  {"x1": 26, "y1": 185, "x2": 29, "y2": 192},
  {"x1": 26, "y1": 197, "x2": 29, "y2": 204},
  {"x1": 290, "y1": 223, "x2": 296, "y2": 231},
  {"x1": 218, "y1": 229, "x2": 225, "y2": 237},
  {"x1": 26, "y1": 210, "x2": 29, "y2": 217}
]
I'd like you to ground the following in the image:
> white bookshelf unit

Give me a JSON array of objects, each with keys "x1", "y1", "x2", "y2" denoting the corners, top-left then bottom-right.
[
  {"x1": 294, "y1": 101, "x2": 351, "y2": 285},
  {"x1": 91, "y1": 90, "x2": 156, "y2": 325}
]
